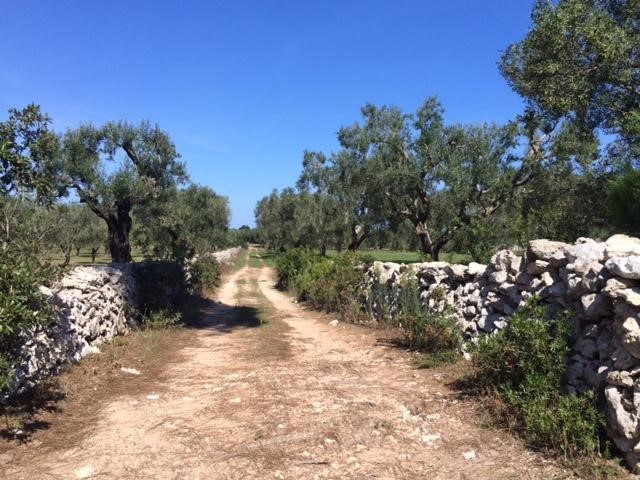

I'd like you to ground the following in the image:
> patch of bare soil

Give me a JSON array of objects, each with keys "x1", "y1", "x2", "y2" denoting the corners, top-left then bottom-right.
[{"x1": 0, "y1": 253, "x2": 629, "y2": 479}]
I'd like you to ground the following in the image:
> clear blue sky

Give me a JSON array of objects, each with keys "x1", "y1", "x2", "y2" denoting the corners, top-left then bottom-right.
[{"x1": 1, "y1": 1, "x2": 535, "y2": 227}]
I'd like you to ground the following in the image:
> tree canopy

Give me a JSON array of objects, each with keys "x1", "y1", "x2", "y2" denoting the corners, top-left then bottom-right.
[
  {"x1": 62, "y1": 120, "x2": 188, "y2": 262},
  {"x1": 0, "y1": 104, "x2": 61, "y2": 201},
  {"x1": 134, "y1": 184, "x2": 230, "y2": 261},
  {"x1": 501, "y1": 0, "x2": 640, "y2": 150}
]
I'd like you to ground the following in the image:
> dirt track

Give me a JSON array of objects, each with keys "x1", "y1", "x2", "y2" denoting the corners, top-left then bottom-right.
[{"x1": 1, "y1": 256, "x2": 576, "y2": 479}]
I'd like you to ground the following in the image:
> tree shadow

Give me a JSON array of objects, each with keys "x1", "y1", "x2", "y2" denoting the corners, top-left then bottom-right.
[
  {"x1": 374, "y1": 336, "x2": 410, "y2": 349},
  {"x1": 0, "y1": 380, "x2": 65, "y2": 443},
  {"x1": 254, "y1": 249, "x2": 277, "y2": 261},
  {"x1": 186, "y1": 297, "x2": 263, "y2": 334}
]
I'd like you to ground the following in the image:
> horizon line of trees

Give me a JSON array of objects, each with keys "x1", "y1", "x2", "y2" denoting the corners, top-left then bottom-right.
[{"x1": 255, "y1": 0, "x2": 639, "y2": 262}]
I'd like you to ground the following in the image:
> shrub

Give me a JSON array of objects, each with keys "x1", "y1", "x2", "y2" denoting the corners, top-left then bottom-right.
[
  {"x1": 141, "y1": 309, "x2": 182, "y2": 329},
  {"x1": 397, "y1": 279, "x2": 462, "y2": 363},
  {"x1": 274, "y1": 248, "x2": 320, "y2": 290},
  {"x1": 0, "y1": 250, "x2": 55, "y2": 398},
  {"x1": 294, "y1": 252, "x2": 365, "y2": 315},
  {"x1": 189, "y1": 255, "x2": 221, "y2": 295},
  {"x1": 472, "y1": 299, "x2": 605, "y2": 458},
  {"x1": 606, "y1": 167, "x2": 640, "y2": 236}
]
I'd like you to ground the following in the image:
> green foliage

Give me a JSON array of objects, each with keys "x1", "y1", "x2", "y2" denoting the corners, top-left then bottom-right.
[
  {"x1": 0, "y1": 247, "x2": 55, "y2": 397},
  {"x1": 0, "y1": 104, "x2": 61, "y2": 201},
  {"x1": 227, "y1": 225, "x2": 259, "y2": 248},
  {"x1": 367, "y1": 275, "x2": 462, "y2": 365},
  {"x1": 294, "y1": 253, "x2": 364, "y2": 314},
  {"x1": 134, "y1": 184, "x2": 230, "y2": 262},
  {"x1": 62, "y1": 120, "x2": 188, "y2": 262},
  {"x1": 255, "y1": 188, "x2": 337, "y2": 252},
  {"x1": 274, "y1": 247, "x2": 320, "y2": 290},
  {"x1": 397, "y1": 281, "x2": 462, "y2": 359},
  {"x1": 0, "y1": 253, "x2": 53, "y2": 338},
  {"x1": 189, "y1": 256, "x2": 221, "y2": 295},
  {"x1": 256, "y1": 93, "x2": 600, "y2": 259},
  {"x1": 501, "y1": 0, "x2": 640, "y2": 150},
  {"x1": 472, "y1": 300, "x2": 605, "y2": 457},
  {"x1": 606, "y1": 167, "x2": 640, "y2": 236},
  {"x1": 141, "y1": 309, "x2": 182, "y2": 329},
  {"x1": 299, "y1": 97, "x2": 567, "y2": 260}
]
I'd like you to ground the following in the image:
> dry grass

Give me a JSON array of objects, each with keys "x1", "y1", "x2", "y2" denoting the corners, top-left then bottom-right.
[{"x1": 0, "y1": 324, "x2": 193, "y2": 452}]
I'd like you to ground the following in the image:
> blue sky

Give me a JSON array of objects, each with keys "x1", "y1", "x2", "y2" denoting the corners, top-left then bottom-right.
[{"x1": 1, "y1": 1, "x2": 535, "y2": 227}]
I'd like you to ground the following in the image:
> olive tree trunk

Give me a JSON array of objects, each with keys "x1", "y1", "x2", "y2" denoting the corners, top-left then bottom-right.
[{"x1": 106, "y1": 202, "x2": 133, "y2": 263}]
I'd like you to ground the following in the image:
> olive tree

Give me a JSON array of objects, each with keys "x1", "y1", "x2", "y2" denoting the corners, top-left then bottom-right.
[
  {"x1": 298, "y1": 149, "x2": 389, "y2": 251},
  {"x1": 0, "y1": 104, "x2": 61, "y2": 201},
  {"x1": 322, "y1": 97, "x2": 557, "y2": 260},
  {"x1": 501, "y1": 0, "x2": 639, "y2": 149},
  {"x1": 135, "y1": 184, "x2": 230, "y2": 261},
  {"x1": 62, "y1": 121, "x2": 187, "y2": 262}
]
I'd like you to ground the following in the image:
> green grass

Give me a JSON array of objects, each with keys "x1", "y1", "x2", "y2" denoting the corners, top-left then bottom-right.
[
  {"x1": 259, "y1": 250, "x2": 278, "y2": 268},
  {"x1": 248, "y1": 252, "x2": 263, "y2": 268},
  {"x1": 232, "y1": 248, "x2": 249, "y2": 271},
  {"x1": 43, "y1": 248, "x2": 146, "y2": 266},
  {"x1": 327, "y1": 249, "x2": 471, "y2": 264}
]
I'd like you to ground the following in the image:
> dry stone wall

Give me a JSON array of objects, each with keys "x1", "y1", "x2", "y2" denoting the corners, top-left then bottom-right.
[
  {"x1": 364, "y1": 234, "x2": 640, "y2": 469},
  {"x1": 210, "y1": 246, "x2": 242, "y2": 266},
  {"x1": 6, "y1": 247, "x2": 242, "y2": 402},
  {"x1": 10, "y1": 265, "x2": 136, "y2": 399}
]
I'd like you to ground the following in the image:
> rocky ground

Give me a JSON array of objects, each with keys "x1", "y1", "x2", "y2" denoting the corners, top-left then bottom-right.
[{"x1": 0, "y1": 253, "x2": 621, "y2": 479}]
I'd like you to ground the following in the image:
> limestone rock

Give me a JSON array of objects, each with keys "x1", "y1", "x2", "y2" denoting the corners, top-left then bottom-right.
[
  {"x1": 605, "y1": 234, "x2": 640, "y2": 259},
  {"x1": 617, "y1": 314, "x2": 640, "y2": 359},
  {"x1": 605, "y1": 385, "x2": 639, "y2": 440},
  {"x1": 607, "y1": 370, "x2": 635, "y2": 388},
  {"x1": 566, "y1": 238, "x2": 605, "y2": 268},
  {"x1": 606, "y1": 256, "x2": 640, "y2": 280},
  {"x1": 618, "y1": 289, "x2": 640, "y2": 308},
  {"x1": 490, "y1": 250, "x2": 517, "y2": 272},
  {"x1": 527, "y1": 260, "x2": 549, "y2": 275},
  {"x1": 488, "y1": 270, "x2": 508, "y2": 284},
  {"x1": 467, "y1": 262, "x2": 486, "y2": 277},
  {"x1": 541, "y1": 271, "x2": 555, "y2": 287},
  {"x1": 581, "y1": 293, "x2": 612, "y2": 321},
  {"x1": 527, "y1": 239, "x2": 569, "y2": 263},
  {"x1": 444, "y1": 264, "x2": 469, "y2": 281},
  {"x1": 604, "y1": 277, "x2": 638, "y2": 298}
]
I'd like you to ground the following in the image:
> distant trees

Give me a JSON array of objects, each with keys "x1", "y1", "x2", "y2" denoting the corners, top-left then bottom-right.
[
  {"x1": 607, "y1": 168, "x2": 640, "y2": 236},
  {"x1": 255, "y1": 0, "x2": 640, "y2": 259},
  {"x1": 228, "y1": 225, "x2": 260, "y2": 246},
  {"x1": 44, "y1": 204, "x2": 107, "y2": 266},
  {"x1": 61, "y1": 121, "x2": 188, "y2": 262},
  {"x1": 325, "y1": 98, "x2": 536, "y2": 260},
  {"x1": 254, "y1": 188, "x2": 302, "y2": 251},
  {"x1": 257, "y1": 95, "x2": 589, "y2": 260},
  {"x1": 134, "y1": 185, "x2": 230, "y2": 261}
]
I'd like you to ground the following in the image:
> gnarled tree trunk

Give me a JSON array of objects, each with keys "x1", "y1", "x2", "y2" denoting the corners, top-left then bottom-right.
[
  {"x1": 106, "y1": 201, "x2": 133, "y2": 263},
  {"x1": 347, "y1": 225, "x2": 368, "y2": 251}
]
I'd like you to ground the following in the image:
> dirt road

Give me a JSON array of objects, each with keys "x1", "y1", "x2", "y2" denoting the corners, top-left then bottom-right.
[{"x1": 1, "y1": 256, "x2": 574, "y2": 479}]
